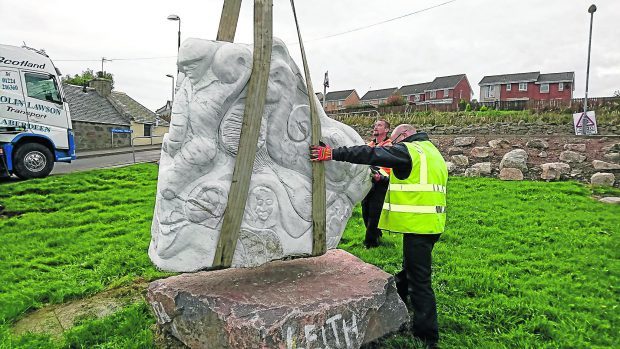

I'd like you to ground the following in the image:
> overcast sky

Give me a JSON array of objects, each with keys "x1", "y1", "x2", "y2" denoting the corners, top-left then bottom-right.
[{"x1": 3, "y1": 0, "x2": 619, "y2": 111}]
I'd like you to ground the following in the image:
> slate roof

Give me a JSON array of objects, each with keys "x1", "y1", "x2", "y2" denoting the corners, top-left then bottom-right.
[
  {"x1": 398, "y1": 82, "x2": 431, "y2": 96},
  {"x1": 479, "y1": 72, "x2": 540, "y2": 85},
  {"x1": 537, "y1": 72, "x2": 574, "y2": 83},
  {"x1": 325, "y1": 89, "x2": 355, "y2": 101},
  {"x1": 426, "y1": 74, "x2": 466, "y2": 91},
  {"x1": 109, "y1": 91, "x2": 169, "y2": 126},
  {"x1": 360, "y1": 87, "x2": 398, "y2": 100},
  {"x1": 63, "y1": 84, "x2": 130, "y2": 126}
]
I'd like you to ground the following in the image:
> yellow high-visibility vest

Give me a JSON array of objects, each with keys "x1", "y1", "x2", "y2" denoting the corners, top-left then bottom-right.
[{"x1": 378, "y1": 141, "x2": 448, "y2": 234}]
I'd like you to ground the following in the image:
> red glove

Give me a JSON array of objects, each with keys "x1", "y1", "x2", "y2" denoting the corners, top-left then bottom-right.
[{"x1": 310, "y1": 143, "x2": 333, "y2": 161}]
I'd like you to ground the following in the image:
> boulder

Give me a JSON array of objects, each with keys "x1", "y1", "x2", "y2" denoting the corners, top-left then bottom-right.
[
  {"x1": 564, "y1": 143, "x2": 586, "y2": 152},
  {"x1": 590, "y1": 173, "x2": 615, "y2": 186},
  {"x1": 445, "y1": 161, "x2": 456, "y2": 174},
  {"x1": 464, "y1": 167, "x2": 481, "y2": 177},
  {"x1": 447, "y1": 147, "x2": 463, "y2": 155},
  {"x1": 488, "y1": 139, "x2": 511, "y2": 149},
  {"x1": 499, "y1": 168, "x2": 524, "y2": 181},
  {"x1": 592, "y1": 160, "x2": 620, "y2": 170},
  {"x1": 470, "y1": 147, "x2": 492, "y2": 159},
  {"x1": 147, "y1": 249, "x2": 409, "y2": 349},
  {"x1": 559, "y1": 151, "x2": 586, "y2": 163},
  {"x1": 599, "y1": 197, "x2": 620, "y2": 204},
  {"x1": 453, "y1": 137, "x2": 476, "y2": 147},
  {"x1": 603, "y1": 153, "x2": 620, "y2": 163},
  {"x1": 538, "y1": 151, "x2": 548, "y2": 158},
  {"x1": 540, "y1": 162, "x2": 571, "y2": 180},
  {"x1": 602, "y1": 143, "x2": 620, "y2": 153},
  {"x1": 500, "y1": 149, "x2": 528, "y2": 172},
  {"x1": 526, "y1": 139, "x2": 548, "y2": 149},
  {"x1": 450, "y1": 155, "x2": 469, "y2": 167},
  {"x1": 471, "y1": 162, "x2": 492, "y2": 175}
]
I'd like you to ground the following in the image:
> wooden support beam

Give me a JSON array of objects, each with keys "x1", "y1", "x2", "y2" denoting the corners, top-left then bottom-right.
[
  {"x1": 289, "y1": 0, "x2": 326, "y2": 256},
  {"x1": 212, "y1": 0, "x2": 273, "y2": 268},
  {"x1": 217, "y1": 0, "x2": 243, "y2": 42}
]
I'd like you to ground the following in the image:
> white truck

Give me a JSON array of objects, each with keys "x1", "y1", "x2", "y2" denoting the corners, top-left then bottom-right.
[{"x1": 0, "y1": 44, "x2": 75, "y2": 179}]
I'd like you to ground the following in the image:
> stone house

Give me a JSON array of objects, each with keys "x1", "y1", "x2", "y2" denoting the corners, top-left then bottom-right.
[{"x1": 65, "y1": 79, "x2": 169, "y2": 150}]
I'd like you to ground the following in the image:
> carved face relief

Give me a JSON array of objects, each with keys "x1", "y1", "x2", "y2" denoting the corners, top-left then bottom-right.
[
  {"x1": 150, "y1": 38, "x2": 371, "y2": 271},
  {"x1": 247, "y1": 186, "x2": 278, "y2": 228}
]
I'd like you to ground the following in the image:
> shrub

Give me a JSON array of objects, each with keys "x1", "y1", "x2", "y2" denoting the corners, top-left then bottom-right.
[
  {"x1": 386, "y1": 94, "x2": 407, "y2": 106},
  {"x1": 458, "y1": 99, "x2": 467, "y2": 111},
  {"x1": 479, "y1": 105, "x2": 489, "y2": 112},
  {"x1": 465, "y1": 103, "x2": 472, "y2": 112}
]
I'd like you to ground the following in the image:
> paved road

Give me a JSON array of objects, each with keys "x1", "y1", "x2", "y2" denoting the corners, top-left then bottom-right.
[{"x1": 52, "y1": 149, "x2": 162, "y2": 175}]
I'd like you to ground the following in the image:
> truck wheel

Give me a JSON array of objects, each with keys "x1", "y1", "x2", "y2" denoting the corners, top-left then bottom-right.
[{"x1": 13, "y1": 143, "x2": 54, "y2": 179}]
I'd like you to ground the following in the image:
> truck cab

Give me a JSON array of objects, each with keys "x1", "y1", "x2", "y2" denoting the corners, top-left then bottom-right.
[{"x1": 0, "y1": 44, "x2": 75, "y2": 179}]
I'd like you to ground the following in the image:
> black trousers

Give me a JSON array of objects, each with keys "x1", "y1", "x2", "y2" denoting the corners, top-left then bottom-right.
[
  {"x1": 361, "y1": 180, "x2": 389, "y2": 244},
  {"x1": 395, "y1": 233, "x2": 441, "y2": 344}
]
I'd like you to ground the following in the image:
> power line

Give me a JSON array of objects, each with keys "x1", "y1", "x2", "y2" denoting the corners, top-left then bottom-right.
[
  {"x1": 55, "y1": 56, "x2": 176, "y2": 62},
  {"x1": 303, "y1": 0, "x2": 458, "y2": 42},
  {"x1": 55, "y1": 0, "x2": 457, "y2": 62}
]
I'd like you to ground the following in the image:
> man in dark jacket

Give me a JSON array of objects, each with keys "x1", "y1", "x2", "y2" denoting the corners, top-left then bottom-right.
[{"x1": 310, "y1": 124, "x2": 448, "y2": 349}]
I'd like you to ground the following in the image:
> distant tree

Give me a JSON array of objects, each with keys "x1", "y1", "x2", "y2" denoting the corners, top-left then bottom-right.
[
  {"x1": 458, "y1": 98, "x2": 467, "y2": 111},
  {"x1": 386, "y1": 93, "x2": 406, "y2": 106},
  {"x1": 613, "y1": 90, "x2": 620, "y2": 97},
  {"x1": 62, "y1": 69, "x2": 114, "y2": 89}
]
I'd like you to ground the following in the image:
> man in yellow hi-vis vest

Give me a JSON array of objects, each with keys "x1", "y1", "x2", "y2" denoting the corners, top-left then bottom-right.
[{"x1": 310, "y1": 124, "x2": 447, "y2": 348}]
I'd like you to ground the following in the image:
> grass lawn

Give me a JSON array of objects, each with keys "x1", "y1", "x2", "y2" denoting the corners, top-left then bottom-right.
[{"x1": 0, "y1": 164, "x2": 618, "y2": 348}]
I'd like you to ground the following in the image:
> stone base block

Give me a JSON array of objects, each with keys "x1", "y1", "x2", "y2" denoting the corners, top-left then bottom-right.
[{"x1": 147, "y1": 249, "x2": 409, "y2": 349}]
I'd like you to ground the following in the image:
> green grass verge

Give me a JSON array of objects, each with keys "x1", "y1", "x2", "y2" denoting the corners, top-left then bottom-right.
[{"x1": 1, "y1": 165, "x2": 618, "y2": 348}]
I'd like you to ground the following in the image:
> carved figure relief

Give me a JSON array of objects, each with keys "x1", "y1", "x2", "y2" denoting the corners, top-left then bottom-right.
[{"x1": 149, "y1": 38, "x2": 371, "y2": 271}]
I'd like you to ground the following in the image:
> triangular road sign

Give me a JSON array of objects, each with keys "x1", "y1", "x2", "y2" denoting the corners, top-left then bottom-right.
[{"x1": 575, "y1": 113, "x2": 596, "y2": 127}]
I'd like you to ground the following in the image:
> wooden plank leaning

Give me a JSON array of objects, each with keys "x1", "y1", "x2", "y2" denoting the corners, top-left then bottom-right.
[
  {"x1": 212, "y1": 0, "x2": 274, "y2": 268},
  {"x1": 216, "y1": 0, "x2": 242, "y2": 42},
  {"x1": 289, "y1": 0, "x2": 327, "y2": 256}
]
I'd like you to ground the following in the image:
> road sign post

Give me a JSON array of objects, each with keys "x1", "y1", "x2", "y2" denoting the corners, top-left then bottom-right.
[{"x1": 573, "y1": 111, "x2": 597, "y2": 136}]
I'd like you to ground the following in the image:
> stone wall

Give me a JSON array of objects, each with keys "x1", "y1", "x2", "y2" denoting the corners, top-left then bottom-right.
[
  {"x1": 345, "y1": 122, "x2": 619, "y2": 187},
  {"x1": 73, "y1": 121, "x2": 130, "y2": 151}
]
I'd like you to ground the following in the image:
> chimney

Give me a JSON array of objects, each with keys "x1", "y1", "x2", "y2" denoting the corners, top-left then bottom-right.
[{"x1": 89, "y1": 78, "x2": 112, "y2": 97}]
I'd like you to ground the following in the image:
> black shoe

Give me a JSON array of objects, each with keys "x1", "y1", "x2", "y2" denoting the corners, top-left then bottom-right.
[{"x1": 363, "y1": 239, "x2": 380, "y2": 248}]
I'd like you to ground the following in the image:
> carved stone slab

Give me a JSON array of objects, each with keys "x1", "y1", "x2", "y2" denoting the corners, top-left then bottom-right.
[
  {"x1": 147, "y1": 249, "x2": 409, "y2": 348},
  {"x1": 149, "y1": 38, "x2": 371, "y2": 271}
]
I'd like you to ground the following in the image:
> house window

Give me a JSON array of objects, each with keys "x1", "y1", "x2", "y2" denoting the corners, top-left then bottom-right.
[
  {"x1": 414, "y1": 94, "x2": 420, "y2": 102},
  {"x1": 444, "y1": 89, "x2": 449, "y2": 97},
  {"x1": 558, "y1": 83, "x2": 564, "y2": 91},
  {"x1": 338, "y1": 100, "x2": 343, "y2": 106},
  {"x1": 540, "y1": 83, "x2": 549, "y2": 93},
  {"x1": 144, "y1": 124, "x2": 152, "y2": 137},
  {"x1": 486, "y1": 85, "x2": 495, "y2": 98},
  {"x1": 430, "y1": 91, "x2": 436, "y2": 99},
  {"x1": 519, "y1": 82, "x2": 528, "y2": 91},
  {"x1": 506, "y1": 83, "x2": 511, "y2": 91}
]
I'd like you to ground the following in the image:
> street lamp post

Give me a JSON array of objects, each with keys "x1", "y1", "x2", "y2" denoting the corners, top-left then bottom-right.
[
  {"x1": 167, "y1": 14, "x2": 181, "y2": 51},
  {"x1": 167, "y1": 14, "x2": 181, "y2": 75},
  {"x1": 582, "y1": 4, "x2": 596, "y2": 135},
  {"x1": 166, "y1": 74, "x2": 175, "y2": 105}
]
